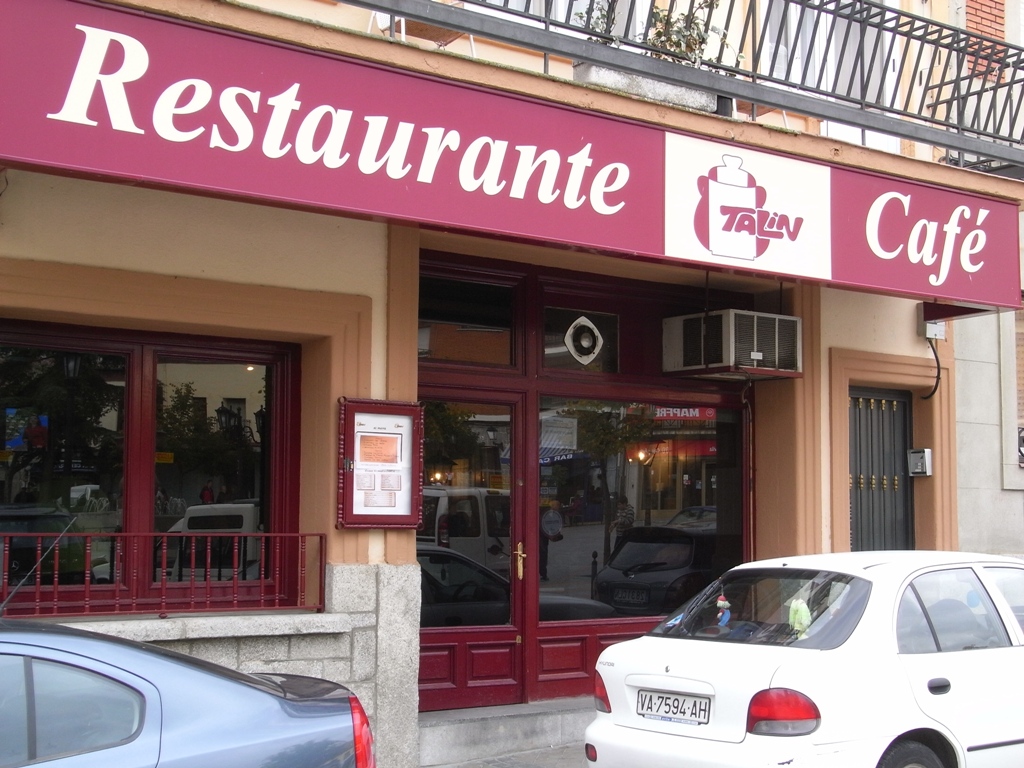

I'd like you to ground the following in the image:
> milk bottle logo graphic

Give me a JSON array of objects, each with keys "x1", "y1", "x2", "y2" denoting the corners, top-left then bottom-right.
[
  {"x1": 693, "y1": 155, "x2": 804, "y2": 260},
  {"x1": 708, "y1": 156, "x2": 758, "y2": 259}
]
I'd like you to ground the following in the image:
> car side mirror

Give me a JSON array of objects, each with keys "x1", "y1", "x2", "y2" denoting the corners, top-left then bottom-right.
[{"x1": 487, "y1": 544, "x2": 501, "y2": 556}]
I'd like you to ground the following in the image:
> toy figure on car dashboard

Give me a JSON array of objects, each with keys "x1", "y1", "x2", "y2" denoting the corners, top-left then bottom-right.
[{"x1": 716, "y1": 595, "x2": 731, "y2": 626}]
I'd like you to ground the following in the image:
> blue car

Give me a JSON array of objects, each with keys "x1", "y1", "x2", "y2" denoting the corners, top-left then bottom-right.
[{"x1": 0, "y1": 620, "x2": 375, "y2": 768}]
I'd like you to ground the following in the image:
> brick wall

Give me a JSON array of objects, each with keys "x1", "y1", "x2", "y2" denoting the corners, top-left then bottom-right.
[{"x1": 966, "y1": 0, "x2": 1005, "y2": 40}]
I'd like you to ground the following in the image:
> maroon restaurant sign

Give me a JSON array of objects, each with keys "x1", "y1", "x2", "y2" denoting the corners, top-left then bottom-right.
[{"x1": 1, "y1": 0, "x2": 1019, "y2": 309}]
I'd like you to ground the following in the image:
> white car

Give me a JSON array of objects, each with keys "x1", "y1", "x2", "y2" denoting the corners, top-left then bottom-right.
[{"x1": 584, "y1": 550, "x2": 1024, "y2": 768}]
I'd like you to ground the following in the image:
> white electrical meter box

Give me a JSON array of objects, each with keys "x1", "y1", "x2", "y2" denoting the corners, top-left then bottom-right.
[{"x1": 907, "y1": 448, "x2": 933, "y2": 477}]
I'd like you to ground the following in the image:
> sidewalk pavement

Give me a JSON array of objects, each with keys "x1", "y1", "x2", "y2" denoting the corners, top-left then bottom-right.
[{"x1": 429, "y1": 743, "x2": 584, "y2": 768}]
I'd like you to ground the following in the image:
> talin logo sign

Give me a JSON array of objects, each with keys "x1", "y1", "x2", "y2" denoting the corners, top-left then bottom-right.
[
  {"x1": 663, "y1": 135, "x2": 833, "y2": 283},
  {"x1": 694, "y1": 155, "x2": 804, "y2": 260}
]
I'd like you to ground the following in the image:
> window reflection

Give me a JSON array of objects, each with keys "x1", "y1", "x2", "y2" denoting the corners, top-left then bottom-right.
[
  {"x1": 155, "y1": 360, "x2": 268, "y2": 533},
  {"x1": 538, "y1": 398, "x2": 743, "y2": 620},
  {"x1": 0, "y1": 348, "x2": 125, "y2": 589},
  {"x1": 418, "y1": 278, "x2": 513, "y2": 366},
  {"x1": 418, "y1": 401, "x2": 513, "y2": 627},
  {"x1": 0, "y1": 348, "x2": 125, "y2": 530}
]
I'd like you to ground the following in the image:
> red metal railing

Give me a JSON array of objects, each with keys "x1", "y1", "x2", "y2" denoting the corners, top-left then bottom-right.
[{"x1": 0, "y1": 532, "x2": 325, "y2": 617}]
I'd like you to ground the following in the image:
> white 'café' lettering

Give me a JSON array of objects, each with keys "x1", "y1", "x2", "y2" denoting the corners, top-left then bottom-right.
[
  {"x1": 865, "y1": 191, "x2": 988, "y2": 287},
  {"x1": 47, "y1": 25, "x2": 629, "y2": 215}
]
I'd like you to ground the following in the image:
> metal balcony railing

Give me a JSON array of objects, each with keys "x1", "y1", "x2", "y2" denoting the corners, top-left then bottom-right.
[
  {"x1": 344, "y1": 0, "x2": 1024, "y2": 167},
  {"x1": 0, "y1": 531, "x2": 325, "y2": 617}
]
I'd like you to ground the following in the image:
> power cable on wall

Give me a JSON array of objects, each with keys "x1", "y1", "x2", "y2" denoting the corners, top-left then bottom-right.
[{"x1": 921, "y1": 337, "x2": 941, "y2": 400}]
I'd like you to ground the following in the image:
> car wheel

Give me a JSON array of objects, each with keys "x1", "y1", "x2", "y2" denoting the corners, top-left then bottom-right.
[{"x1": 877, "y1": 741, "x2": 944, "y2": 768}]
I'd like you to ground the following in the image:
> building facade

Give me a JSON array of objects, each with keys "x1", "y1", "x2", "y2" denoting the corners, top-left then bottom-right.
[{"x1": 1, "y1": 1, "x2": 1023, "y2": 767}]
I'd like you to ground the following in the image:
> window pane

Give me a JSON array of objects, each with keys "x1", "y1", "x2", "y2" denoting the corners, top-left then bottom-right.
[
  {"x1": 896, "y1": 588, "x2": 937, "y2": 653},
  {"x1": 419, "y1": 278, "x2": 513, "y2": 365},
  {"x1": 543, "y1": 309, "x2": 618, "y2": 372},
  {"x1": 0, "y1": 655, "x2": 29, "y2": 767},
  {"x1": 983, "y1": 567, "x2": 1024, "y2": 634},
  {"x1": 911, "y1": 569, "x2": 1010, "y2": 651},
  {"x1": 418, "y1": 401, "x2": 512, "y2": 627},
  {"x1": 32, "y1": 659, "x2": 142, "y2": 759},
  {"x1": 419, "y1": 548, "x2": 512, "y2": 627},
  {"x1": 0, "y1": 348, "x2": 125, "y2": 586},
  {"x1": 155, "y1": 359, "x2": 269, "y2": 533},
  {"x1": 538, "y1": 398, "x2": 743, "y2": 620}
]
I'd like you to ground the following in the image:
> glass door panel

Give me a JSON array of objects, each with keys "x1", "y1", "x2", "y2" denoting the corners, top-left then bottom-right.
[
  {"x1": 419, "y1": 401, "x2": 513, "y2": 627},
  {"x1": 538, "y1": 398, "x2": 743, "y2": 620}
]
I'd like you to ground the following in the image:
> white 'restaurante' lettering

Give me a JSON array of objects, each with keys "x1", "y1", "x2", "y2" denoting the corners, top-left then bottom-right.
[
  {"x1": 46, "y1": 26, "x2": 631, "y2": 215},
  {"x1": 359, "y1": 116, "x2": 414, "y2": 179},
  {"x1": 153, "y1": 79, "x2": 211, "y2": 143},
  {"x1": 47, "y1": 25, "x2": 149, "y2": 134},
  {"x1": 209, "y1": 87, "x2": 261, "y2": 153},
  {"x1": 865, "y1": 191, "x2": 989, "y2": 286}
]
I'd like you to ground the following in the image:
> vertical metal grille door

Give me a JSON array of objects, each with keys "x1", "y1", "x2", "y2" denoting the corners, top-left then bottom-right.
[{"x1": 849, "y1": 389, "x2": 914, "y2": 551}]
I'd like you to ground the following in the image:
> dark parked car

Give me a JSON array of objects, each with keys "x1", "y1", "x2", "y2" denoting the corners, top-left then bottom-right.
[
  {"x1": 0, "y1": 620, "x2": 376, "y2": 768},
  {"x1": 418, "y1": 544, "x2": 616, "y2": 626},
  {"x1": 594, "y1": 527, "x2": 716, "y2": 616}
]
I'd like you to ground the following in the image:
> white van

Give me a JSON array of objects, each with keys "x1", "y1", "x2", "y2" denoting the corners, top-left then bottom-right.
[
  {"x1": 160, "y1": 501, "x2": 262, "y2": 580},
  {"x1": 418, "y1": 487, "x2": 510, "y2": 573}
]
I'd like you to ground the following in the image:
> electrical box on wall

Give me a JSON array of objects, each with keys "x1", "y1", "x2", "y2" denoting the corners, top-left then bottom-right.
[
  {"x1": 907, "y1": 448, "x2": 933, "y2": 477},
  {"x1": 917, "y1": 303, "x2": 946, "y2": 340}
]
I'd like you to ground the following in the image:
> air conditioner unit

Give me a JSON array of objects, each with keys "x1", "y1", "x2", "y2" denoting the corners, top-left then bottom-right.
[{"x1": 663, "y1": 309, "x2": 802, "y2": 379}]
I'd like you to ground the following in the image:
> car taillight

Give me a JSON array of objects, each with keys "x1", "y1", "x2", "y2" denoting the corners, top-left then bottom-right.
[
  {"x1": 746, "y1": 689, "x2": 819, "y2": 736},
  {"x1": 437, "y1": 514, "x2": 449, "y2": 547},
  {"x1": 351, "y1": 696, "x2": 376, "y2": 768},
  {"x1": 594, "y1": 672, "x2": 611, "y2": 713}
]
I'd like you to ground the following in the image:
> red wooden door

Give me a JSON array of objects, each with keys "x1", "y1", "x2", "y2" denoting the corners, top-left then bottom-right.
[{"x1": 417, "y1": 397, "x2": 527, "y2": 711}]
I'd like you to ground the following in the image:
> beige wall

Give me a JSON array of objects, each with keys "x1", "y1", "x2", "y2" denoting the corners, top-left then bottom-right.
[{"x1": 820, "y1": 288, "x2": 931, "y2": 358}]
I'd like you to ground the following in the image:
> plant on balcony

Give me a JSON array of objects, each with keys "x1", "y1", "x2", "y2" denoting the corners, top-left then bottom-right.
[
  {"x1": 576, "y1": 0, "x2": 736, "y2": 66},
  {"x1": 646, "y1": 2, "x2": 717, "y2": 64}
]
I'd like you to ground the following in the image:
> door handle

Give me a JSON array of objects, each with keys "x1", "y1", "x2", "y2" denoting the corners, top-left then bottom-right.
[
  {"x1": 927, "y1": 678, "x2": 951, "y2": 695},
  {"x1": 515, "y1": 542, "x2": 526, "y2": 581}
]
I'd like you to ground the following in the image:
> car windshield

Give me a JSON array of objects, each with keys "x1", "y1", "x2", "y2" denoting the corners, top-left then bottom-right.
[{"x1": 651, "y1": 567, "x2": 871, "y2": 650}]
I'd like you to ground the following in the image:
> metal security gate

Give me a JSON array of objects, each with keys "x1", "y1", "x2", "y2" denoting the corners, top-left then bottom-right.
[{"x1": 849, "y1": 388, "x2": 914, "y2": 551}]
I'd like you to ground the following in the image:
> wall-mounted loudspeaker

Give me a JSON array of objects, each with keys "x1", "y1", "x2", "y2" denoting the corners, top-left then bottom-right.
[{"x1": 564, "y1": 315, "x2": 604, "y2": 366}]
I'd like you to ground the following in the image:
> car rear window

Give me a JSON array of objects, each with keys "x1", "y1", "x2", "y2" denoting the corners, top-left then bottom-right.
[{"x1": 651, "y1": 568, "x2": 871, "y2": 650}]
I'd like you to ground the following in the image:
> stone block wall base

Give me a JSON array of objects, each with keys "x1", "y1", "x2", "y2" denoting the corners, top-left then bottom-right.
[{"x1": 419, "y1": 697, "x2": 593, "y2": 766}]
